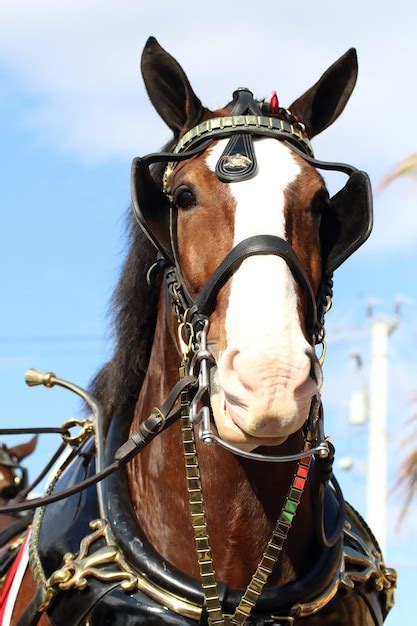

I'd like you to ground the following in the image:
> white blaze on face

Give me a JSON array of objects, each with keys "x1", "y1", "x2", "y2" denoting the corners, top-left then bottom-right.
[{"x1": 205, "y1": 138, "x2": 318, "y2": 449}]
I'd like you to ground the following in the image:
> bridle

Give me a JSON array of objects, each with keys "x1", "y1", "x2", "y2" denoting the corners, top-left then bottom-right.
[
  {"x1": 0, "y1": 88, "x2": 372, "y2": 510},
  {"x1": 130, "y1": 87, "x2": 372, "y2": 465}
]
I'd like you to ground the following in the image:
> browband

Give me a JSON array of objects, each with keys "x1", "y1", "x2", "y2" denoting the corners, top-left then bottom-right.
[
  {"x1": 173, "y1": 115, "x2": 312, "y2": 156},
  {"x1": 163, "y1": 114, "x2": 314, "y2": 191}
]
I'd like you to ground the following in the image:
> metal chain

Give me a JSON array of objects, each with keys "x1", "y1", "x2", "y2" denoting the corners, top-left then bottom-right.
[
  {"x1": 315, "y1": 275, "x2": 333, "y2": 370},
  {"x1": 180, "y1": 372, "x2": 312, "y2": 625},
  {"x1": 180, "y1": 392, "x2": 224, "y2": 625},
  {"x1": 231, "y1": 455, "x2": 311, "y2": 624},
  {"x1": 315, "y1": 275, "x2": 333, "y2": 345}
]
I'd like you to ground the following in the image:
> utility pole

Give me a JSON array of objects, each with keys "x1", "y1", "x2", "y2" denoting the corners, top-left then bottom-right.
[{"x1": 367, "y1": 311, "x2": 399, "y2": 555}]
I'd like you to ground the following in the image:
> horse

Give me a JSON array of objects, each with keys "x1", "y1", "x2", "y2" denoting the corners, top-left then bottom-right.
[
  {"x1": 0, "y1": 437, "x2": 37, "y2": 525},
  {"x1": 6, "y1": 38, "x2": 396, "y2": 625},
  {"x1": 0, "y1": 437, "x2": 37, "y2": 618}
]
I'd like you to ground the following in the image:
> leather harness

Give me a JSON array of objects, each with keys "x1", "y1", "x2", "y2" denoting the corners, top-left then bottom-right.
[
  {"x1": 0, "y1": 89, "x2": 397, "y2": 625},
  {"x1": 20, "y1": 431, "x2": 394, "y2": 625}
]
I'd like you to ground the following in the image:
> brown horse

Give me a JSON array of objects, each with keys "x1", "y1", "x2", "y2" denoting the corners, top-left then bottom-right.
[
  {"x1": 1, "y1": 437, "x2": 37, "y2": 622},
  {"x1": 0, "y1": 438, "x2": 37, "y2": 529},
  {"x1": 9, "y1": 39, "x2": 396, "y2": 625}
]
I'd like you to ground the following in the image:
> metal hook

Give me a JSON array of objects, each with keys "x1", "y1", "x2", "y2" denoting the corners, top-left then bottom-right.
[
  {"x1": 61, "y1": 418, "x2": 95, "y2": 447},
  {"x1": 178, "y1": 322, "x2": 194, "y2": 358}
]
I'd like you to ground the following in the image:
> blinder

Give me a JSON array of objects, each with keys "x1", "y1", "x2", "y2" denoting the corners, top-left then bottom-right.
[
  {"x1": 0, "y1": 445, "x2": 28, "y2": 497},
  {"x1": 131, "y1": 140, "x2": 212, "y2": 263},
  {"x1": 287, "y1": 145, "x2": 373, "y2": 274},
  {"x1": 323, "y1": 170, "x2": 373, "y2": 273},
  {"x1": 130, "y1": 157, "x2": 171, "y2": 260}
]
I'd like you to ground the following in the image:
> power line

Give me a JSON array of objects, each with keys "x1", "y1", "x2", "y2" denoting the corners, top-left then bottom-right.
[{"x1": 0, "y1": 335, "x2": 105, "y2": 344}]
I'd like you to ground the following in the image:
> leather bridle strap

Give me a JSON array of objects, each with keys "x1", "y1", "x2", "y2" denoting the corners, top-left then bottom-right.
[
  {"x1": 287, "y1": 143, "x2": 358, "y2": 176},
  {"x1": 313, "y1": 442, "x2": 346, "y2": 548},
  {"x1": 189, "y1": 234, "x2": 318, "y2": 340},
  {"x1": 0, "y1": 427, "x2": 69, "y2": 436},
  {"x1": 0, "y1": 375, "x2": 197, "y2": 515}
]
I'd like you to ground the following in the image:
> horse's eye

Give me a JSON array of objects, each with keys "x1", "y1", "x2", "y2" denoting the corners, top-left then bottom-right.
[
  {"x1": 173, "y1": 187, "x2": 196, "y2": 210},
  {"x1": 311, "y1": 189, "x2": 330, "y2": 215}
]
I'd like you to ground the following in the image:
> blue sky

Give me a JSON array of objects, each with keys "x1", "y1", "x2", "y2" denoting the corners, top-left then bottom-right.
[{"x1": 1, "y1": 1, "x2": 416, "y2": 622}]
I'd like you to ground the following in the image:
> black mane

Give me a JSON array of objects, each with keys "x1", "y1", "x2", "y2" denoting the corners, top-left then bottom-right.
[
  {"x1": 90, "y1": 154, "x2": 172, "y2": 424},
  {"x1": 91, "y1": 219, "x2": 160, "y2": 424}
]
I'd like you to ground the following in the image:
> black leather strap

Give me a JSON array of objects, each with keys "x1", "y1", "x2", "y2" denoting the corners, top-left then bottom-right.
[
  {"x1": 48, "y1": 579, "x2": 122, "y2": 626},
  {"x1": 314, "y1": 475, "x2": 346, "y2": 549},
  {"x1": 114, "y1": 375, "x2": 197, "y2": 463},
  {"x1": 11, "y1": 442, "x2": 67, "y2": 503},
  {"x1": 0, "y1": 377, "x2": 196, "y2": 515},
  {"x1": 193, "y1": 235, "x2": 318, "y2": 338},
  {"x1": 0, "y1": 427, "x2": 68, "y2": 436},
  {"x1": 286, "y1": 143, "x2": 358, "y2": 176},
  {"x1": 0, "y1": 514, "x2": 32, "y2": 548},
  {"x1": 228, "y1": 88, "x2": 263, "y2": 117}
]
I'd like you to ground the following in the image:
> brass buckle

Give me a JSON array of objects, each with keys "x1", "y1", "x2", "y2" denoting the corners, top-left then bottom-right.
[
  {"x1": 151, "y1": 407, "x2": 167, "y2": 433},
  {"x1": 61, "y1": 418, "x2": 94, "y2": 446},
  {"x1": 324, "y1": 294, "x2": 333, "y2": 313},
  {"x1": 318, "y1": 338, "x2": 327, "y2": 368},
  {"x1": 178, "y1": 321, "x2": 194, "y2": 358}
]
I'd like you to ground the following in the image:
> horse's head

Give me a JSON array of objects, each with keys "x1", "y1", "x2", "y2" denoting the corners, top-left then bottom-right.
[
  {"x1": 0, "y1": 436, "x2": 37, "y2": 499},
  {"x1": 134, "y1": 38, "x2": 371, "y2": 452}
]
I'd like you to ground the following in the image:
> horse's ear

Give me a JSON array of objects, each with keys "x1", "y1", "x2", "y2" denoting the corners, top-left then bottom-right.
[
  {"x1": 289, "y1": 48, "x2": 358, "y2": 138},
  {"x1": 9, "y1": 435, "x2": 38, "y2": 461},
  {"x1": 141, "y1": 36, "x2": 204, "y2": 137}
]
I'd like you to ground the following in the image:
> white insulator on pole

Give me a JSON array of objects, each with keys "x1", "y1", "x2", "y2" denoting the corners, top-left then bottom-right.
[
  {"x1": 338, "y1": 457, "x2": 354, "y2": 471},
  {"x1": 348, "y1": 385, "x2": 368, "y2": 425},
  {"x1": 367, "y1": 317, "x2": 398, "y2": 555}
]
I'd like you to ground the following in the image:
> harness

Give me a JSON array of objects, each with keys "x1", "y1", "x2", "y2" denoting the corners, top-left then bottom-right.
[
  {"x1": 0, "y1": 89, "x2": 396, "y2": 625},
  {"x1": 129, "y1": 87, "x2": 373, "y2": 464},
  {"x1": 21, "y1": 435, "x2": 395, "y2": 626}
]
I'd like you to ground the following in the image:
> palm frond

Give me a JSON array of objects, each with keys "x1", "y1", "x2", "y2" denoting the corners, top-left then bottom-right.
[
  {"x1": 396, "y1": 412, "x2": 417, "y2": 522},
  {"x1": 380, "y1": 153, "x2": 417, "y2": 189}
]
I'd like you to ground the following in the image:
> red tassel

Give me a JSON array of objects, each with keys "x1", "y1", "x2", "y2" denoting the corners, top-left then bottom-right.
[{"x1": 270, "y1": 91, "x2": 279, "y2": 114}]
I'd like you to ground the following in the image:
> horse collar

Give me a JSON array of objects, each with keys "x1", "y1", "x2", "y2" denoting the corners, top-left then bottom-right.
[{"x1": 22, "y1": 416, "x2": 395, "y2": 626}]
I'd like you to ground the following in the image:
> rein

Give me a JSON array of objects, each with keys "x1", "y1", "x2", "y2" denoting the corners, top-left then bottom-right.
[{"x1": 0, "y1": 371, "x2": 198, "y2": 516}]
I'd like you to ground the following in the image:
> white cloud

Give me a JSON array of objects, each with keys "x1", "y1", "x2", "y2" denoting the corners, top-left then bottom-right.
[
  {"x1": 0, "y1": 0, "x2": 417, "y2": 247},
  {"x1": 0, "y1": 1, "x2": 414, "y2": 156}
]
